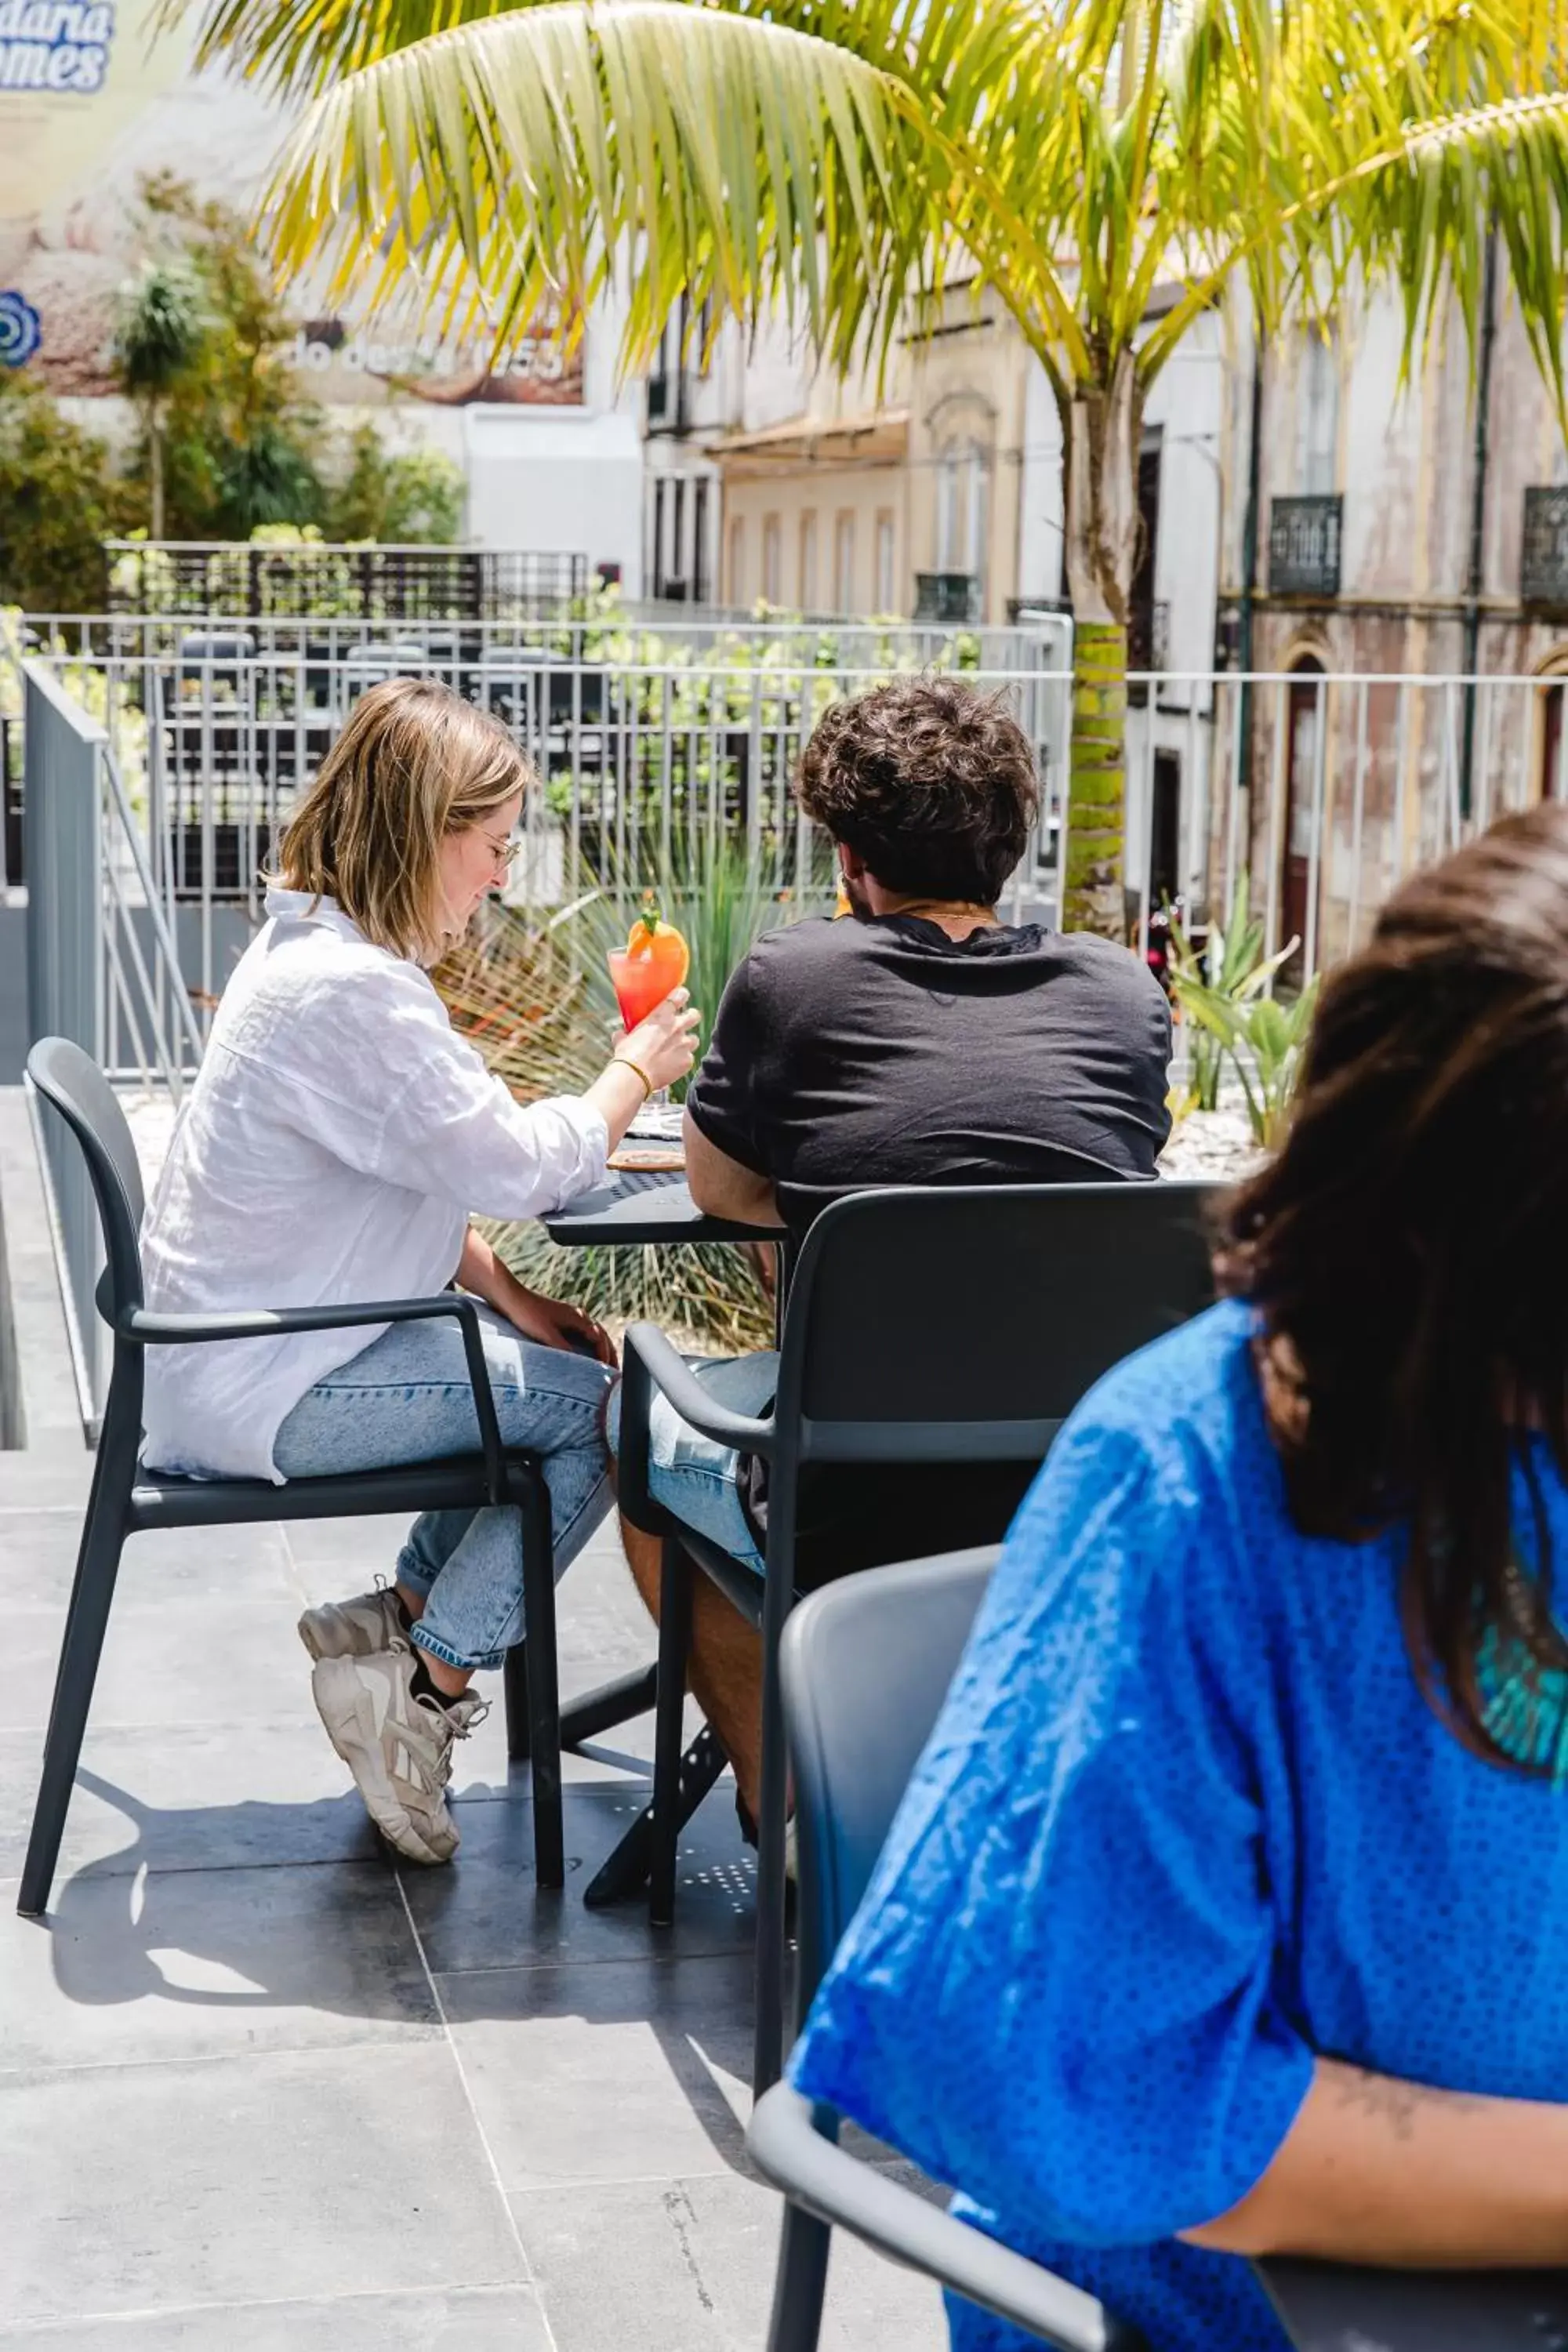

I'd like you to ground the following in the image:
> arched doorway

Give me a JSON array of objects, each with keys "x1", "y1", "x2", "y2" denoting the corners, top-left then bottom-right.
[
  {"x1": 1537, "y1": 656, "x2": 1568, "y2": 804},
  {"x1": 1281, "y1": 656, "x2": 1326, "y2": 965}
]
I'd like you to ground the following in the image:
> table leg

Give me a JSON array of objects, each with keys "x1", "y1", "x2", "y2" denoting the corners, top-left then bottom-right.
[{"x1": 582, "y1": 1726, "x2": 729, "y2": 1909}]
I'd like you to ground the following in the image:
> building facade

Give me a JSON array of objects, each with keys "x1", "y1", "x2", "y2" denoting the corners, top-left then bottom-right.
[{"x1": 1214, "y1": 265, "x2": 1568, "y2": 968}]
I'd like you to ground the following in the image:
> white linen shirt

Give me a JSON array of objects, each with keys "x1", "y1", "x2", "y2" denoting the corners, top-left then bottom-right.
[{"x1": 140, "y1": 888, "x2": 608, "y2": 1483}]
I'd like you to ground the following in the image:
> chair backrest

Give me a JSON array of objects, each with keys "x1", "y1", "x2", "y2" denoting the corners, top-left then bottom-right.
[
  {"x1": 27, "y1": 1036, "x2": 147, "y2": 1319},
  {"x1": 772, "y1": 1181, "x2": 1218, "y2": 1470},
  {"x1": 781, "y1": 1545, "x2": 997, "y2": 2014}
]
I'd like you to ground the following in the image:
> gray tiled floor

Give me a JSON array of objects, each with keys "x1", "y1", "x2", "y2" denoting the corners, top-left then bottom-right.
[{"x1": 0, "y1": 1470, "x2": 946, "y2": 2348}]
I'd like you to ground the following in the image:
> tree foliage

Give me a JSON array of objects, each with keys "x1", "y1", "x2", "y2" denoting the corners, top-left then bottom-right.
[
  {"x1": 327, "y1": 425, "x2": 466, "y2": 542},
  {"x1": 0, "y1": 376, "x2": 137, "y2": 612},
  {"x1": 134, "y1": 172, "x2": 326, "y2": 540}
]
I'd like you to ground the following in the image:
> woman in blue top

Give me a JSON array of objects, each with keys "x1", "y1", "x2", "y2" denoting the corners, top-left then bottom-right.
[{"x1": 791, "y1": 804, "x2": 1568, "y2": 2351}]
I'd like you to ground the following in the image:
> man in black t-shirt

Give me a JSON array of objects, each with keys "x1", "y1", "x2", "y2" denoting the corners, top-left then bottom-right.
[{"x1": 607, "y1": 674, "x2": 1171, "y2": 1827}]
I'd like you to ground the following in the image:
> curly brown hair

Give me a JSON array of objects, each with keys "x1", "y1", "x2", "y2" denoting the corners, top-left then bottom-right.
[{"x1": 795, "y1": 675, "x2": 1039, "y2": 903}]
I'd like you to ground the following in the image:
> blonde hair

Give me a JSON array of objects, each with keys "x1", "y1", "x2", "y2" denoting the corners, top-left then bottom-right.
[{"x1": 278, "y1": 677, "x2": 532, "y2": 960}]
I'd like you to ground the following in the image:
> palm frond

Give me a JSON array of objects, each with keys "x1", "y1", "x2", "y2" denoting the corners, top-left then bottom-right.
[
  {"x1": 162, "y1": 0, "x2": 528, "y2": 97},
  {"x1": 237, "y1": 0, "x2": 1568, "y2": 447},
  {"x1": 263, "y1": 2, "x2": 940, "y2": 384}
]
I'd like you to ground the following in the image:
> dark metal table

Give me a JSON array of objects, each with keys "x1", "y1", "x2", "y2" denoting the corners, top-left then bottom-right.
[
  {"x1": 542, "y1": 1168, "x2": 780, "y2": 1250},
  {"x1": 1262, "y1": 2256, "x2": 1568, "y2": 2350},
  {"x1": 543, "y1": 1167, "x2": 783, "y2": 1907}
]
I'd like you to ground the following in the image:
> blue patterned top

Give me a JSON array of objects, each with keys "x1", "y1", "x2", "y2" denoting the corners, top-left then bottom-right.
[{"x1": 790, "y1": 1298, "x2": 1568, "y2": 2351}]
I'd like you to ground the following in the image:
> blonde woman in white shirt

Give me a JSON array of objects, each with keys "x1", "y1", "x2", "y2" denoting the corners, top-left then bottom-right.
[{"x1": 140, "y1": 679, "x2": 698, "y2": 1864}]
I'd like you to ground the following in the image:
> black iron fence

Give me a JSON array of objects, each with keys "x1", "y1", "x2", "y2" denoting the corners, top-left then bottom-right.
[{"x1": 106, "y1": 543, "x2": 590, "y2": 621}]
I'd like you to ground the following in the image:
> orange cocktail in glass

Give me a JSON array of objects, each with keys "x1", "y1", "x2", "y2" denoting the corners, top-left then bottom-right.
[{"x1": 607, "y1": 895, "x2": 691, "y2": 1033}]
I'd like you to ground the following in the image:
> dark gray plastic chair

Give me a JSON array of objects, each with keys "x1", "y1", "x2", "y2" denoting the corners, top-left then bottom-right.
[
  {"x1": 752, "y1": 1557, "x2": 1553, "y2": 2352},
  {"x1": 747, "y1": 1545, "x2": 1147, "y2": 2352},
  {"x1": 615, "y1": 1179, "x2": 1219, "y2": 2094},
  {"x1": 19, "y1": 1036, "x2": 569, "y2": 1918}
]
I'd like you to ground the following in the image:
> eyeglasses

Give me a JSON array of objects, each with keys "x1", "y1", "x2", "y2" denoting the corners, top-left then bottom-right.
[{"x1": 477, "y1": 827, "x2": 521, "y2": 875}]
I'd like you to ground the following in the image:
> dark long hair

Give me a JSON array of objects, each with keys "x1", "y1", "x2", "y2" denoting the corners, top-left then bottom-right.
[{"x1": 1219, "y1": 804, "x2": 1568, "y2": 1768}]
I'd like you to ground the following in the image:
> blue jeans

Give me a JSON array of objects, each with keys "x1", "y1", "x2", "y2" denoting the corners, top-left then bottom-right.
[
  {"x1": 605, "y1": 1352, "x2": 777, "y2": 1578},
  {"x1": 273, "y1": 1308, "x2": 614, "y2": 1672}
]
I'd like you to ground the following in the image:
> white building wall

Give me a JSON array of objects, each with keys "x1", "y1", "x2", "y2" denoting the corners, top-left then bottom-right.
[
  {"x1": 463, "y1": 289, "x2": 644, "y2": 586},
  {"x1": 1121, "y1": 307, "x2": 1229, "y2": 923},
  {"x1": 1015, "y1": 355, "x2": 1065, "y2": 606},
  {"x1": 1146, "y1": 314, "x2": 1225, "y2": 683}
]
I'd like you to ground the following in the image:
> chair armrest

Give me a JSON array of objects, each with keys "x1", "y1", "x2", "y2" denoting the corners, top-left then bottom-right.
[
  {"x1": 616, "y1": 1322, "x2": 774, "y2": 1534},
  {"x1": 746, "y1": 2084, "x2": 1143, "y2": 2352},
  {"x1": 122, "y1": 1293, "x2": 506, "y2": 1502},
  {"x1": 623, "y1": 1325, "x2": 775, "y2": 1455}
]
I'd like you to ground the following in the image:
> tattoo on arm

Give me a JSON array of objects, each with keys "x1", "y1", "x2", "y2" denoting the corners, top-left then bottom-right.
[{"x1": 1327, "y1": 2062, "x2": 1485, "y2": 2143}]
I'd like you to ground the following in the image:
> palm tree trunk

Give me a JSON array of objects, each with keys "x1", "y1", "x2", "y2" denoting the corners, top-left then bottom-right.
[
  {"x1": 149, "y1": 411, "x2": 165, "y2": 543},
  {"x1": 1062, "y1": 351, "x2": 1142, "y2": 938},
  {"x1": 1065, "y1": 620, "x2": 1129, "y2": 935}
]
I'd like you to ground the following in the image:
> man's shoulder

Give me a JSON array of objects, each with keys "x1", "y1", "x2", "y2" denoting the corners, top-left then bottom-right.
[
  {"x1": 1050, "y1": 926, "x2": 1160, "y2": 989},
  {"x1": 734, "y1": 913, "x2": 856, "y2": 995},
  {"x1": 749, "y1": 913, "x2": 849, "y2": 960}
]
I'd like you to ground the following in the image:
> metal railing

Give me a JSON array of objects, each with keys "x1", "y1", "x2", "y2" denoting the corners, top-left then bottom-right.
[
  {"x1": 1267, "y1": 496, "x2": 1344, "y2": 597},
  {"x1": 21, "y1": 608, "x2": 1069, "y2": 673},
  {"x1": 1121, "y1": 666, "x2": 1568, "y2": 984},
  {"x1": 104, "y1": 543, "x2": 590, "y2": 619},
  {"x1": 1, "y1": 713, "x2": 20, "y2": 890},
  {"x1": 23, "y1": 660, "x2": 202, "y2": 1427},
  {"x1": 20, "y1": 631, "x2": 1073, "y2": 1036},
  {"x1": 27, "y1": 633, "x2": 1553, "y2": 1016}
]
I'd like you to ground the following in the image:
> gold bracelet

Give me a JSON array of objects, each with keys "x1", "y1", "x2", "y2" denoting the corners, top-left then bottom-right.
[{"x1": 612, "y1": 1054, "x2": 655, "y2": 1102}]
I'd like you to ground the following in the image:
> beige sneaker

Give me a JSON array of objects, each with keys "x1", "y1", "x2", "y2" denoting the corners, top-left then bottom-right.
[
  {"x1": 311, "y1": 1647, "x2": 486, "y2": 1865},
  {"x1": 297, "y1": 1584, "x2": 408, "y2": 1664}
]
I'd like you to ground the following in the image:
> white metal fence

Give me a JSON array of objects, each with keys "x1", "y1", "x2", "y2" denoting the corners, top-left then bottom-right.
[
  {"x1": 22, "y1": 630, "x2": 1076, "y2": 1024},
  {"x1": 23, "y1": 660, "x2": 203, "y2": 1426},
  {"x1": 21, "y1": 610, "x2": 1073, "y2": 674},
  {"x1": 24, "y1": 633, "x2": 1568, "y2": 1037},
  {"x1": 1116, "y1": 666, "x2": 1568, "y2": 981}
]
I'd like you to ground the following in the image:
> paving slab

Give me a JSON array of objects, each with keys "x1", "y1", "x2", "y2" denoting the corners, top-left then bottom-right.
[
  {"x1": 2, "y1": 1510, "x2": 297, "y2": 1613},
  {"x1": 0, "y1": 2039, "x2": 530, "y2": 2321},
  {"x1": 514, "y1": 2169, "x2": 947, "y2": 2352},
  {"x1": 9, "y1": 1591, "x2": 325, "y2": 1736},
  {"x1": 415, "y1": 1780, "x2": 755, "y2": 1975},
  {"x1": 0, "y1": 2284, "x2": 554, "y2": 2348},
  {"x1": 0, "y1": 1858, "x2": 437, "y2": 2072},
  {"x1": 0, "y1": 1722, "x2": 387, "y2": 1881},
  {"x1": 439, "y1": 1949, "x2": 757, "y2": 2192}
]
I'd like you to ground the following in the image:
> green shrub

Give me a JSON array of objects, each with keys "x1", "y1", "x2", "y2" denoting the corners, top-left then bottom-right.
[{"x1": 435, "y1": 836, "x2": 835, "y2": 1348}]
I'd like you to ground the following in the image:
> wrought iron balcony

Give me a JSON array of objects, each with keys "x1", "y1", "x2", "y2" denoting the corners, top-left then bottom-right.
[
  {"x1": 914, "y1": 572, "x2": 981, "y2": 625},
  {"x1": 1268, "y1": 495, "x2": 1343, "y2": 597},
  {"x1": 1522, "y1": 487, "x2": 1568, "y2": 606},
  {"x1": 106, "y1": 542, "x2": 587, "y2": 620}
]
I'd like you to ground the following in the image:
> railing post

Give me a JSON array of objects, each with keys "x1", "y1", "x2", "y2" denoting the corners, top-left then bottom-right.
[{"x1": 22, "y1": 661, "x2": 108, "y2": 1422}]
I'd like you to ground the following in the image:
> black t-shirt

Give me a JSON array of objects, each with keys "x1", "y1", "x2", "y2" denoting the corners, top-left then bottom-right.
[
  {"x1": 685, "y1": 912, "x2": 1173, "y2": 1587},
  {"x1": 687, "y1": 912, "x2": 1172, "y2": 1236}
]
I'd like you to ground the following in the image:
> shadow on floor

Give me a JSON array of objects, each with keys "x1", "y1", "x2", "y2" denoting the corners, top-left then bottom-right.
[{"x1": 28, "y1": 1766, "x2": 761, "y2": 2180}]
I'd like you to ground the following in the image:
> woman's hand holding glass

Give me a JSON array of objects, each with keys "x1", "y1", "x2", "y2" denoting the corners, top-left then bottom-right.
[{"x1": 615, "y1": 986, "x2": 701, "y2": 1096}]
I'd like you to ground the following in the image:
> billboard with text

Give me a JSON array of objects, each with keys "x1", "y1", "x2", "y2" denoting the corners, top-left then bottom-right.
[{"x1": 0, "y1": 8, "x2": 585, "y2": 405}]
